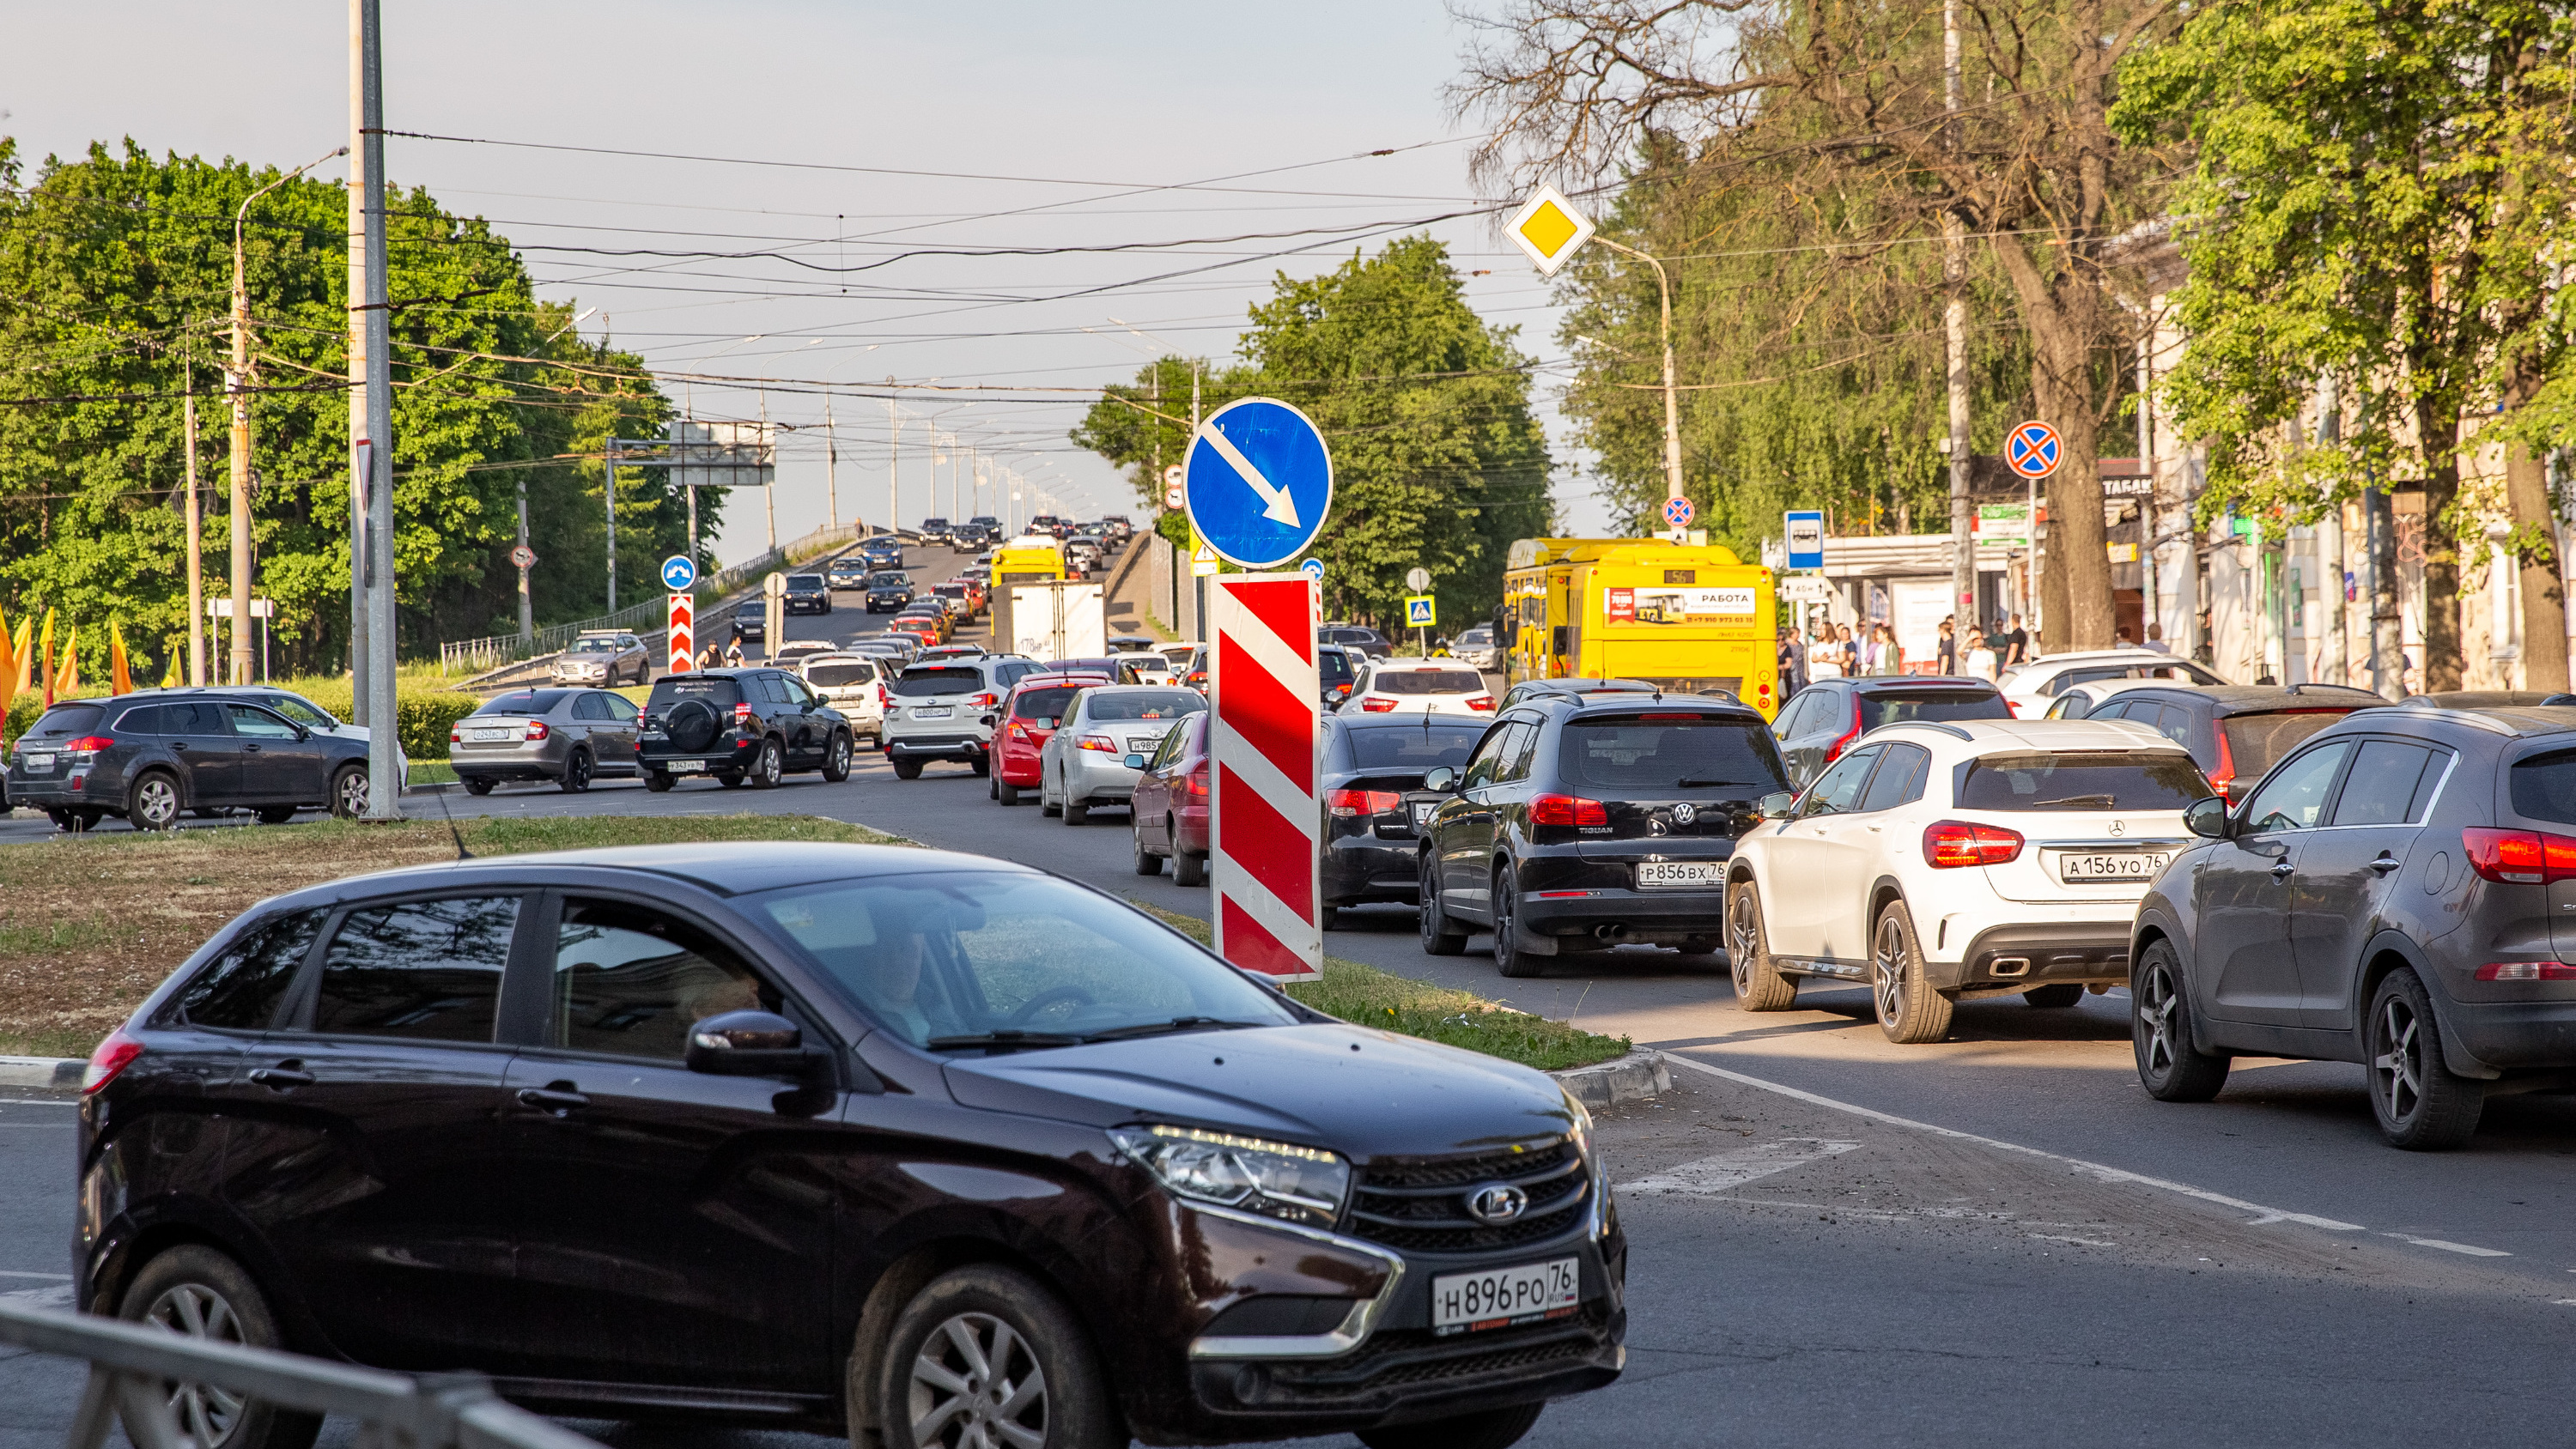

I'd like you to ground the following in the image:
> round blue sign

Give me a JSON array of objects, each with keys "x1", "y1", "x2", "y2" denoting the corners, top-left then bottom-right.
[
  {"x1": 1300, "y1": 558, "x2": 1325, "y2": 582},
  {"x1": 660, "y1": 554, "x2": 698, "y2": 591},
  {"x1": 2006, "y1": 421, "x2": 2063, "y2": 480},
  {"x1": 1662, "y1": 495, "x2": 1695, "y2": 528},
  {"x1": 1183, "y1": 397, "x2": 1333, "y2": 568}
]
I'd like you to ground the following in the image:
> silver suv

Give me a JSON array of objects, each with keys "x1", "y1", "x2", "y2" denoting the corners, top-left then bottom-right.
[
  {"x1": 551, "y1": 631, "x2": 649, "y2": 686},
  {"x1": 881, "y1": 655, "x2": 1041, "y2": 779}
]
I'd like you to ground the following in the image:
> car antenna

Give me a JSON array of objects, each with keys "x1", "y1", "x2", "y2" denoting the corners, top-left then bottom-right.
[{"x1": 427, "y1": 782, "x2": 474, "y2": 860}]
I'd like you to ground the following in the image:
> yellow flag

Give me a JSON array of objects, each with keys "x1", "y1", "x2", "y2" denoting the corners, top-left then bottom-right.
[
  {"x1": 160, "y1": 649, "x2": 182, "y2": 688},
  {"x1": 39, "y1": 609, "x2": 55, "y2": 703},
  {"x1": 110, "y1": 621, "x2": 133, "y2": 695},
  {"x1": 55, "y1": 625, "x2": 79, "y2": 700},
  {"x1": 9, "y1": 618, "x2": 28, "y2": 697}
]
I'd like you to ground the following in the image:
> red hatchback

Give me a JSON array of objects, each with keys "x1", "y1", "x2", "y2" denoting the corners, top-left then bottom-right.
[
  {"x1": 990, "y1": 670, "x2": 1109, "y2": 805},
  {"x1": 1130, "y1": 709, "x2": 1214, "y2": 883}
]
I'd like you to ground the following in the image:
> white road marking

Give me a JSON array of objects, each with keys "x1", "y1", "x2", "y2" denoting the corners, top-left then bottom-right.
[
  {"x1": 2383, "y1": 1234, "x2": 2511, "y2": 1258},
  {"x1": 1660, "y1": 1051, "x2": 2366, "y2": 1232},
  {"x1": 0, "y1": 1099, "x2": 76, "y2": 1106},
  {"x1": 1199, "y1": 426, "x2": 1300, "y2": 528},
  {"x1": 0, "y1": 1285, "x2": 73, "y2": 1307},
  {"x1": 2029, "y1": 1234, "x2": 2117, "y2": 1247},
  {"x1": 0, "y1": 1270, "x2": 71, "y2": 1280},
  {"x1": 1619, "y1": 1138, "x2": 1859, "y2": 1196}
]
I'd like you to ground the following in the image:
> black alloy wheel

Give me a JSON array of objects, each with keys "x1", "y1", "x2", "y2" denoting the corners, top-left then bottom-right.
[
  {"x1": 2131, "y1": 941, "x2": 2229, "y2": 1101},
  {"x1": 747, "y1": 737, "x2": 786, "y2": 789},
  {"x1": 969, "y1": 755, "x2": 991, "y2": 778},
  {"x1": 1419, "y1": 856, "x2": 1467, "y2": 955},
  {"x1": 715, "y1": 770, "x2": 746, "y2": 789},
  {"x1": 330, "y1": 765, "x2": 369, "y2": 820},
  {"x1": 464, "y1": 778, "x2": 495, "y2": 796},
  {"x1": 2367, "y1": 968, "x2": 2484, "y2": 1149},
  {"x1": 822, "y1": 731, "x2": 854, "y2": 782},
  {"x1": 126, "y1": 772, "x2": 183, "y2": 832},
  {"x1": 1725, "y1": 880, "x2": 1798, "y2": 1011},
  {"x1": 643, "y1": 770, "x2": 675, "y2": 793},
  {"x1": 119, "y1": 1246, "x2": 321, "y2": 1449},
  {"x1": 559, "y1": 749, "x2": 592, "y2": 794},
  {"x1": 1492, "y1": 864, "x2": 1541, "y2": 978}
]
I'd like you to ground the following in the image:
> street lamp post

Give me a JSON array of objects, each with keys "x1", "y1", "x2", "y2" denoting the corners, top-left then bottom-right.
[{"x1": 1589, "y1": 236, "x2": 1685, "y2": 507}]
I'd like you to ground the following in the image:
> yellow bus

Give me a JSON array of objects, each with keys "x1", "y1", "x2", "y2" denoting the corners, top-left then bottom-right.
[
  {"x1": 990, "y1": 536, "x2": 1066, "y2": 585},
  {"x1": 1503, "y1": 537, "x2": 1781, "y2": 718}
]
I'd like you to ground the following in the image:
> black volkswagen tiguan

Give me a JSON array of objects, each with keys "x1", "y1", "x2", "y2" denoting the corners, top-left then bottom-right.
[{"x1": 76, "y1": 844, "x2": 1624, "y2": 1449}]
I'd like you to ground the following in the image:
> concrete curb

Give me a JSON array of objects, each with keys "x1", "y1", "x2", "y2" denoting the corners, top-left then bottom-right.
[
  {"x1": 1552, "y1": 1049, "x2": 1669, "y2": 1109},
  {"x1": 0, "y1": 1055, "x2": 83, "y2": 1089}
]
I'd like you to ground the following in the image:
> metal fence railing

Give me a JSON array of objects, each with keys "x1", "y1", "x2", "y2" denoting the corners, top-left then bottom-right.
[
  {"x1": 0, "y1": 1299, "x2": 605, "y2": 1449},
  {"x1": 435, "y1": 521, "x2": 893, "y2": 676}
]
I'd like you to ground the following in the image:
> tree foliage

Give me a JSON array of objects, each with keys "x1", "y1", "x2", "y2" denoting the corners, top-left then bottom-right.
[
  {"x1": 0, "y1": 137, "x2": 717, "y2": 675},
  {"x1": 1072, "y1": 236, "x2": 1551, "y2": 632}
]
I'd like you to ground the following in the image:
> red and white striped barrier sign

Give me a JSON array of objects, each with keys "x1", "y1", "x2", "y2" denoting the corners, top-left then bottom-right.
[
  {"x1": 1209, "y1": 573, "x2": 1322, "y2": 981},
  {"x1": 667, "y1": 592, "x2": 694, "y2": 674}
]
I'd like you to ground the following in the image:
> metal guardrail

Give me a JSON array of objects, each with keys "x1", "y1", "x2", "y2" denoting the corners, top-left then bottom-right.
[
  {"x1": 0, "y1": 1300, "x2": 604, "y2": 1449},
  {"x1": 435, "y1": 521, "x2": 893, "y2": 675}
]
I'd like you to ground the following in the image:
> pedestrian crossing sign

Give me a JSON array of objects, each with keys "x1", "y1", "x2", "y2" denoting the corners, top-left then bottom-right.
[{"x1": 1406, "y1": 595, "x2": 1437, "y2": 627}]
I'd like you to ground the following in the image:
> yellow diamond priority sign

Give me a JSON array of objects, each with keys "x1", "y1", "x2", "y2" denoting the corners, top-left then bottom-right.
[{"x1": 1508, "y1": 185, "x2": 1596, "y2": 276}]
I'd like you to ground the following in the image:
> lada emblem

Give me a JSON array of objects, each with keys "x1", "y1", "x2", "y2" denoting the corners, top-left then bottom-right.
[{"x1": 1467, "y1": 1183, "x2": 1528, "y2": 1223}]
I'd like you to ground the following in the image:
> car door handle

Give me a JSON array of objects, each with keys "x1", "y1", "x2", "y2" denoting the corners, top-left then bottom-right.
[
  {"x1": 248, "y1": 1066, "x2": 314, "y2": 1088},
  {"x1": 242, "y1": 743, "x2": 261, "y2": 753},
  {"x1": 170, "y1": 743, "x2": 188, "y2": 751},
  {"x1": 516, "y1": 1087, "x2": 591, "y2": 1113},
  {"x1": 2368, "y1": 855, "x2": 2403, "y2": 874},
  {"x1": 2271, "y1": 862, "x2": 2295, "y2": 877}
]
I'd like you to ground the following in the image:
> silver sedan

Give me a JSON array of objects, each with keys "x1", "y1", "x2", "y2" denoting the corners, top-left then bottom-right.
[
  {"x1": 450, "y1": 687, "x2": 644, "y2": 793},
  {"x1": 1038, "y1": 685, "x2": 1205, "y2": 825}
]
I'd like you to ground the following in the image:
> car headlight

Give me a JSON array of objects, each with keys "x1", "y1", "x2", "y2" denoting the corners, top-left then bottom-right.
[{"x1": 1110, "y1": 1124, "x2": 1349, "y2": 1228}]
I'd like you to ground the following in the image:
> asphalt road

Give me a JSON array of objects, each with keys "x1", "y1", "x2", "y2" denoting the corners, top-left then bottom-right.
[{"x1": 7, "y1": 540, "x2": 2576, "y2": 1445}]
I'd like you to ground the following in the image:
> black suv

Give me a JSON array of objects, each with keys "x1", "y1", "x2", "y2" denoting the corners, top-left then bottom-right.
[
  {"x1": 637, "y1": 668, "x2": 854, "y2": 790},
  {"x1": 1417, "y1": 694, "x2": 1792, "y2": 975},
  {"x1": 1771, "y1": 676, "x2": 2011, "y2": 787},
  {"x1": 1322, "y1": 624, "x2": 1392, "y2": 660},
  {"x1": 781, "y1": 573, "x2": 833, "y2": 615},
  {"x1": 2133, "y1": 704, "x2": 2576, "y2": 1149},
  {"x1": 2069, "y1": 682, "x2": 2383, "y2": 805},
  {"x1": 864, "y1": 570, "x2": 916, "y2": 613},
  {"x1": 7, "y1": 690, "x2": 375, "y2": 831},
  {"x1": 77, "y1": 843, "x2": 1622, "y2": 1449},
  {"x1": 1320, "y1": 713, "x2": 1491, "y2": 927}
]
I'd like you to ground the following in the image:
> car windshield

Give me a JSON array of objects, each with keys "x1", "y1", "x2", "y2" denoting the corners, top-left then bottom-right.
[
  {"x1": 806, "y1": 663, "x2": 876, "y2": 688},
  {"x1": 1371, "y1": 669, "x2": 1485, "y2": 695},
  {"x1": 569, "y1": 638, "x2": 622, "y2": 653},
  {"x1": 1858, "y1": 689, "x2": 2013, "y2": 729},
  {"x1": 756, "y1": 871, "x2": 1297, "y2": 1049},
  {"x1": 1957, "y1": 750, "x2": 2211, "y2": 810},
  {"x1": 476, "y1": 689, "x2": 573, "y2": 716},
  {"x1": 259, "y1": 694, "x2": 339, "y2": 729},
  {"x1": 2219, "y1": 712, "x2": 2355, "y2": 776},
  {"x1": 869, "y1": 573, "x2": 910, "y2": 588},
  {"x1": 1347, "y1": 723, "x2": 1487, "y2": 769},
  {"x1": 1084, "y1": 689, "x2": 1205, "y2": 722},
  {"x1": 894, "y1": 667, "x2": 985, "y2": 698},
  {"x1": 1012, "y1": 687, "x2": 1080, "y2": 722},
  {"x1": 1562, "y1": 718, "x2": 1791, "y2": 791},
  {"x1": 787, "y1": 575, "x2": 824, "y2": 590}
]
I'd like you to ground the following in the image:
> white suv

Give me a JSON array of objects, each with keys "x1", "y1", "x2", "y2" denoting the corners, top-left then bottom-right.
[
  {"x1": 1336, "y1": 659, "x2": 1495, "y2": 716},
  {"x1": 1723, "y1": 718, "x2": 2210, "y2": 1043},
  {"x1": 799, "y1": 652, "x2": 889, "y2": 743},
  {"x1": 881, "y1": 654, "x2": 1041, "y2": 779}
]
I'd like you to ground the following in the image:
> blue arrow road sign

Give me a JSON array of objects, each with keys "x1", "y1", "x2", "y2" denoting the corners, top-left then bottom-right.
[
  {"x1": 660, "y1": 555, "x2": 698, "y2": 591},
  {"x1": 1300, "y1": 558, "x2": 1325, "y2": 582},
  {"x1": 1184, "y1": 397, "x2": 1333, "y2": 568}
]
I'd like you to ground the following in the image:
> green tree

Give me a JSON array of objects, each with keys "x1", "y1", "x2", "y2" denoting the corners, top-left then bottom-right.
[
  {"x1": 1074, "y1": 236, "x2": 1550, "y2": 632},
  {"x1": 2113, "y1": 0, "x2": 2576, "y2": 689},
  {"x1": 0, "y1": 137, "x2": 713, "y2": 673}
]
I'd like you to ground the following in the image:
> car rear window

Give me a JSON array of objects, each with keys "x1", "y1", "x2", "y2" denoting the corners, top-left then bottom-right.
[
  {"x1": 2219, "y1": 710, "x2": 2355, "y2": 777},
  {"x1": 648, "y1": 676, "x2": 743, "y2": 708},
  {"x1": 1859, "y1": 688, "x2": 2012, "y2": 729},
  {"x1": 1372, "y1": 669, "x2": 1485, "y2": 695},
  {"x1": 1085, "y1": 689, "x2": 1206, "y2": 722},
  {"x1": 895, "y1": 667, "x2": 985, "y2": 698},
  {"x1": 1347, "y1": 723, "x2": 1488, "y2": 769},
  {"x1": 1957, "y1": 751, "x2": 2211, "y2": 810},
  {"x1": 476, "y1": 689, "x2": 573, "y2": 716},
  {"x1": 27, "y1": 703, "x2": 105, "y2": 736},
  {"x1": 805, "y1": 662, "x2": 877, "y2": 688},
  {"x1": 1560, "y1": 718, "x2": 1791, "y2": 791},
  {"x1": 1012, "y1": 687, "x2": 1080, "y2": 721},
  {"x1": 2509, "y1": 749, "x2": 2576, "y2": 825}
]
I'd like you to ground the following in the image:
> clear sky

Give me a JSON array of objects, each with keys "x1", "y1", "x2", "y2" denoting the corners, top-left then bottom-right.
[{"x1": 3, "y1": 1, "x2": 1614, "y2": 573}]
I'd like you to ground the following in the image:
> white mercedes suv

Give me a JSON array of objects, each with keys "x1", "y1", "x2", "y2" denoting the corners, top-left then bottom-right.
[{"x1": 1723, "y1": 718, "x2": 2212, "y2": 1043}]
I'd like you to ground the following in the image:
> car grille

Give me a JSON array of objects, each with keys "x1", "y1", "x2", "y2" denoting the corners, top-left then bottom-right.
[{"x1": 1342, "y1": 1140, "x2": 1589, "y2": 1256}]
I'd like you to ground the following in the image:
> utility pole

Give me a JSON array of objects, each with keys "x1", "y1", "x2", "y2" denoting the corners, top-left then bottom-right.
[
  {"x1": 760, "y1": 391, "x2": 776, "y2": 555},
  {"x1": 184, "y1": 361, "x2": 205, "y2": 687},
  {"x1": 885, "y1": 385, "x2": 900, "y2": 537},
  {"x1": 1942, "y1": 0, "x2": 1975, "y2": 636},
  {"x1": 515, "y1": 473, "x2": 532, "y2": 642},
  {"x1": 233, "y1": 144, "x2": 344, "y2": 688},
  {"x1": 356, "y1": 0, "x2": 398, "y2": 819},
  {"x1": 603, "y1": 441, "x2": 619, "y2": 612},
  {"x1": 823, "y1": 396, "x2": 839, "y2": 530},
  {"x1": 346, "y1": 3, "x2": 369, "y2": 719},
  {"x1": 1192, "y1": 362, "x2": 1206, "y2": 636},
  {"x1": 1594, "y1": 238, "x2": 1685, "y2": 506}
]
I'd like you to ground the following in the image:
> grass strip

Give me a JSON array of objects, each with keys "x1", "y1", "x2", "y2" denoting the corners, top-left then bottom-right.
[{"x1": 1128, "y1": 900, "x2": 1631, "y2": 1073}]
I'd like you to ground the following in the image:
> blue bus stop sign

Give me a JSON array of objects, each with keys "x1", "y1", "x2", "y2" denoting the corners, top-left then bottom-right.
[
  {"x1": 660, "y1": 555, "x2": 698, "y2": 591},
  {"x1": 1183, "y1": 397, "x2": 1332, "y2": 569}
]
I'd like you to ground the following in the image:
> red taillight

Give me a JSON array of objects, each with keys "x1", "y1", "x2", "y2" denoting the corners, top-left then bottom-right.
[
  {"x1": 2005, "y1": 699, "x2": 2023, "y2": 717},
  {"x1": 82, "y1": 1028, "x2": 143, "y2": 1094},
  {"x1": 1466, "y1": 694, "x2": 1496, "y2": 712},
  {"x1": 1822, "y1": 714, "x2": 1862, "y2": 765},
  {"x1": 1360, "y1": 697, "x2": 1398, "y2": 712},
  {"x1": 2462, "y1": 827, "x2": 2576, "y2": 884},
  {"x1": 61, "y1": 736, "x2": 113, "y2": 754},
  {"x1": 1188, "y1": 768, "x2": 1210, "y2": 798},
  {"x1": 1328, "y1": 788, "x2": 1402, "y2": 817},
  {"x1": 1923, "y1": 820, "x2": 2026, "y2": 868},
  {"x1": 1007, "y1": 722, "x2": 1029, "y2": 741},
  {"x1": 522, "y1": 719, "x2": 550, "y2": 742},
  {"x1": 733, "y1": 702, "x2": 755, "y2": 729},
  {"x1": 1078, "y1": 733, "x2": 1119, "y2": 753},
  {"x1": 968, "y1": 692, "x2": 999, "y2": 708},
  {"x1": 2476, "y1": 961, "x2": 2576, "y2": 981},
  {"x1": 450, "y1": 729, "x2": 464, "y2": 743},
  {"x1": 1636, "y1": 712, "x2": 1699, "y2": 719},
  {"x1": 1529, "y1": 793, "x2": 1610, "y2": 828},
  {"x1": 878, "y1": 684, "x2": 892, "y2": 707},
  {"x1": 2208, "y1": 730, "x2": 2238, "y2": 798}
]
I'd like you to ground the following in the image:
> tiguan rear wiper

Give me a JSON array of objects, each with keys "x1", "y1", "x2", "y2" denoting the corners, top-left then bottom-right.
[
  {"x1": 1677, "y1": 775, "x2": 1763, "y2": 787},
  {"x1": 1080, "y1": 1016, "x2": 1267, "y2": 1042}
]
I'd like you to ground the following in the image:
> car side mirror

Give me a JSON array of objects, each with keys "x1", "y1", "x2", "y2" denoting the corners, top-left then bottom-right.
[
  {"x1": 1424, "y1": 766, "x2": 1459, "y2": 793},
  {"x1": 685, "y1": 1009, "x2": 822, "y2": 1078},
  {"x1": 2184, "y1": 795, "x2": 2230, "y2": 840},
  {"x1": 1758, "y1": 791, "x2": 1798, "y2": 821},
  {"x1": 292, "y1": 726, "x2": 310, "y2": 742},
  {"x1": 1124, "y1": 753, "x2": 1148, "y2": 769}
]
